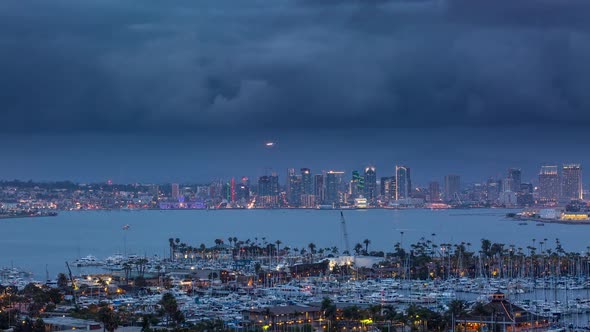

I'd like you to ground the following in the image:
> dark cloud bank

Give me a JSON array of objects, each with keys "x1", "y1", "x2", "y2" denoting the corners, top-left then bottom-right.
[{"x1": 2, "y1": 0, "x2": 590, "y2": 133}]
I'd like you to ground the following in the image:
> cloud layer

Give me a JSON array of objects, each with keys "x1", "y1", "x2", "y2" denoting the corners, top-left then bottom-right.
[{"x1": 2, "y1": 0, "x2": 590, "y2": 133}]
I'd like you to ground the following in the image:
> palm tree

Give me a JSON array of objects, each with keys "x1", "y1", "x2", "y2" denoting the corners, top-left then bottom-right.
[
  {"x1": 363, "y1": 239, "x2": 371, "y2": 255},
  {"x1": 98, "y1": 307, "x2": 119, "y2": 332},
  {"x1": 354, "y1": 243, "x2": 363, "y2": 255},
  {"x1": 308, "y1": 243, "x2": 316, "y2": 262},
  {"x1": 275, "y1": 240, "x2": 282, "y2": 256}
]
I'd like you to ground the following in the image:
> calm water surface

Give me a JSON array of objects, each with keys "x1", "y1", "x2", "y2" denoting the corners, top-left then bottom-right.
[{"x1": 1, "y1": 208, "x2": 589, "y2": 277}]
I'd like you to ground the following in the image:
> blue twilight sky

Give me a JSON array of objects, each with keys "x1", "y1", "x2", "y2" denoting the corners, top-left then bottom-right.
[
  {"x1": 1, "y1": 0, "x2": 590, "y2": 184},
  {"x1": 3, "y1": 127, "x2": 589, "y2": 186}
]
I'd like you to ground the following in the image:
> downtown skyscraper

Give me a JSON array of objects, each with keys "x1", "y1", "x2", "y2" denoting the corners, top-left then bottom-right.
[
  {"x1": 562, "y1": 164, "x2": 582, "y2": 201},
  {"x1": 444, "y1": 175, "x2": 461, "y2": 202},
  {"x1": 325, "y1": 171, "x2": 344, "y2": 205},
  {"x1": 395, "y1": 166, "x2": 411, "y2": 200},
  {"x1": 364, "y1": 166, "x2": 377, "y2": 202},
  {"x1": 538, "y1": 166, "x2": 559, "y2": 203}
]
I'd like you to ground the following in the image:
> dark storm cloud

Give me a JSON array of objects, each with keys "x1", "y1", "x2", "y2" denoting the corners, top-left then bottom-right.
[{"x1": 2, "y1": 0, "x2": 590, "y2": 133}]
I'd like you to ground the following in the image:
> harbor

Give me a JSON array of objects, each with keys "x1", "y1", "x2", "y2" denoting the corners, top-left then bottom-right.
[{"x1": 4, "y1": 226, "x2": 590, "y2": 331}]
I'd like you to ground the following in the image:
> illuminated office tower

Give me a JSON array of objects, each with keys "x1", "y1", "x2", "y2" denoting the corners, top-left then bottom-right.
[
  {"x1": 508, "y1": 168, "x2": 522, "y2": 193},
  {"x1": 325, "y1": 171, "x2": 344, "y2": 204},
  {"x1": 314, "y1": 174, "x2": 324, "y2": 204},
  {"x1": 395, "y1": 166, "x2": 411, "y2": 200},
  {"x1": 538, "y1": 166, "x2": 559, "y2": 203},
  {"x1": 171, "y1": 183, "x2": 180, "y2": 201},
  {"x1": 562, "y1": 164, "x2": 582, "y2": 201},
  {"x1": 444, "y1": 175, "x2": 461, "y2": 202},
  {"x1": 428, "y1": 181, "x2": 440, "y2": 202},
  {"x1": 364, "y1": 166, "x2": 377, "y2": 201},
  {"x1": 287, "y1": 168, "x2": 302, "y2": 207},
  {"x1": 301, "y1": 168, "x2": 313, "y2": 195}
]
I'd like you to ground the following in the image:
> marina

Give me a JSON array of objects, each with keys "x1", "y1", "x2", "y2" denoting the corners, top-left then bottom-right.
[{"x1": 3, "y1": 209, "x2": 590, "y2": 330}]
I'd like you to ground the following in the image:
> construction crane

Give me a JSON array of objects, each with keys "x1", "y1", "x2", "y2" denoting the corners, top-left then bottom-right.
[
  {"x1": 340, "y1": 211, "x2": 351, "y2": 255},
  {"x1": 65, "y1": 261, "x2": 78, "y2": 308}
]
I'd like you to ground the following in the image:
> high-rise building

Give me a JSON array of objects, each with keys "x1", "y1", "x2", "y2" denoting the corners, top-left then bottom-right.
[
  {"x1": 269, "y1": 173, "x2": 280, "y2": 197},
  {"x1": 364, "y1": 166, "x2": 377, "y2": 202},
  {"x1": 350, "y1": 170, "x2": 364, "y2": 198},
  {"x1": 258, "y1": 176, "x2": 270, "y2": 196},
  {"x1": 538, "y1": 166, "x2": 559, "y2": 203},
  {"x1": 380, "y1": 176, "x2": 396, "y2": 202},
  {"x1": 287, "y1": 168, "x2": 302, "y2": 207},
  {"x1": 517, "y1": 183, "x2": 534, "y2": 206},
  {"x1": 444, "y1": 175, "x2": 461, "y2": 202},
  {"x1": 314, "y1": 174, "x2": 324, "y2": 204},
  {"x1": 508, "y1": 168, "x2": 522, "y2": 193},
  {"x1": 257, "y1": 174, "x2": 279, "y2": 207},
  {"x1": 325, "y1": 171, "x2": 344, "y2": 204},
  {"x1": 562, "y1": 164, "x2": 582, "y2": 201},
  {"x1": 236, "y1": 183, "x2": 250, "y2": 201},
  {"x1": 486, "y1": 178, "x2": 500, "y2": 203},
  {"x1": 428, "y1": 181, "x2": 440, "y2": 202},
  {"x1": 301, "y1": 168, "x2": 313, "y2": 195},
  {"x1": 395, "y1": 166, "x2": 411, "y2": 200},
  {"x1": 171, "y1": 183, "x2": 180, "y2": 201}
]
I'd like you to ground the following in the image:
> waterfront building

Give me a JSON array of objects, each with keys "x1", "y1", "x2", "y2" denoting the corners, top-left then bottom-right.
[
  {"x1": 257, "y1": 175, "x2": 279, "y2": 207},
  {"x1": 508, "y1": 168, "x2": 522, "y2": 193},
  {"x1": 314, "y1": 174, "x2": 324, "y2": 204},
  {"x1": 287, "y1": 168, "x2": 302, "y2": 207},
  {"x1": 300, "y1": 168, "x2": 313, "y2": 195},
  {"x1": 363, "y1": 166, "x2": 377, "y2": 202},
  {"x1": 236, "y1": 183, "x2": 250, "y2": 202},
  {"x1": 325, "y1": 171, "x2": 344, "y2": 205},
  {"x1": 538, "y1": 165, "x2": 559, "y2": 203},
  {"x1": 486, "y1": 178, "x2": 500, "y2": 203},
  {"x1": 501, "y1": 177, "x2": 513, "y2": 193},
  {"x1": 354, "y1": 197, "x2": 368, "y2": 208},
  {"x1": 300, "y1": 194, "x2": 316, "y2": 208},
  {"x1": 520, "y1": 182, "x2": 533, "y2": 194},
  {"x1": 498, "y1": 191, "x2": 517, "y2": 207},
  {"x1": 269, "y1": 173, "x2": 280, "y2": 197},
  {"x1": 171, "y1": 183, "x2": 180, "y2": 201},
  {"x1": 456, "y1": 291, "x2": 549, "y2": 332},
  {"x1": 562, "y1": 163, "x2": 582, "y2": 201},
  {"x1": 428, "y1": 181, "x2": 440, "y2": 202},
  {"x1": 443, "y1": 175, "x2": 460, "y2": 202},
  {"x1": 395, "y1": 165, "x2": 411, "y2": 200},
  {"x1": 380, "y1": 176, "x2": 395, "y2": 203},
  {"x1": 349, "y1": 170, "x2": 364, "y2": 199}
]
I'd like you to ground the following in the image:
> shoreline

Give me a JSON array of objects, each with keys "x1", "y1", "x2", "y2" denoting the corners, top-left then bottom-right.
[
  {"x1": 508, "y1": 214, "x2": 590, "y2": 225},
  {"x1": 0, "y1": 213, "x2": 58, "y2": 220}
]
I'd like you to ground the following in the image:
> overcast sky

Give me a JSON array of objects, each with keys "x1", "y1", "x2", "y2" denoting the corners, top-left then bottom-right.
[{"x1": 2, "y1": 0, "x2": 590, "y2": 182}]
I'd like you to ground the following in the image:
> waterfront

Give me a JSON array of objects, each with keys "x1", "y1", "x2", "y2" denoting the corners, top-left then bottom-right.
[{"x1": 1, "y1": 208, "x2": 590, "y2": 278}]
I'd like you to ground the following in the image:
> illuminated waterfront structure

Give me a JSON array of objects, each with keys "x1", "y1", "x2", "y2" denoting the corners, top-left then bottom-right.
[
  {"x1": 349, "y1": 170, "x2": 364, "y2": 199},
  {"x1": 428, "y1": 181, "x2": 440, "y2": 202},
  {"x1": 287, "y1": 168, "x2": 302, "y2": 206},
  {"x1": 300, "y1": 168, "x2": 313, "y2": 195},
  {"x1": 508, "y1": 168, "x2": 522, "y2": 193},
  {"x1": 443, "y1": 175, "x2": 460, "y2": 202},
  {"x1": 257, "y1": 174, "x2": 279, "y2": 207},
  {"x1": 171, "y1": 183, "x2": 180, "y2": 201},
  {"x1": 363, "y1": 166, "x2": 377, "y2": 202},
  {"x1": 486, "y1": 178, "x2": 500, "y2": 203},
  {"x1": 314, "y1": 174, "x2": 324, "y2": 204},
  {"x1": 325, "y1": 171, "x2": 344, "y2": 205},
  {"x1": 395, "y1": 166, "x2": 411, "y2": 200},
  {"x1": 562, "y1": 163, "x2": 582, "y2": 201},
  {"x1": 538, "y1": 165, "x2": 559, "y2": 203},
  {"x1": 380, "y1": 176, "x2": 396, "y2": 202}
]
